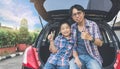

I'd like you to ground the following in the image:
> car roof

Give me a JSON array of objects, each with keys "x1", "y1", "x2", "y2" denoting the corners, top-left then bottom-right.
[{"x1": 31, "y1": 0, "x2": 120, "y2": 22}]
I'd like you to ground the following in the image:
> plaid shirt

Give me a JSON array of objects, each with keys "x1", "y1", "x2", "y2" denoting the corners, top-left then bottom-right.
[
  {"x1": 71, "y1": 19, "x2": 103, "y2": 65},
  {"x1": 47, "y1": 34, "x2": 74, "y2": 66}
]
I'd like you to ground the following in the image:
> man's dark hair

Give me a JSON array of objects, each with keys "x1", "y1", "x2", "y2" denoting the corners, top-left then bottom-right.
[{"x1": 69, "y1": 4, "x2": 85, "y2": 16}]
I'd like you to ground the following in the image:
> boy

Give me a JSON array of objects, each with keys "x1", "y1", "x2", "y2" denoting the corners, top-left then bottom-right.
[{"x1": 44, "y1": 20, "x2": 81, "y2": 69}]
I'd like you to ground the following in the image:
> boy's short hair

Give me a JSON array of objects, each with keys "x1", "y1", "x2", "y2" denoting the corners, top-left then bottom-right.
[{"x1": 59, "y1": 20, "x2": 71, "y2": 30}]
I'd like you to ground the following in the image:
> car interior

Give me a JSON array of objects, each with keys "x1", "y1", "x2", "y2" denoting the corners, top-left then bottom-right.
[{"x1": 38, "y1": 19, "x2": 117, "y2": 68}]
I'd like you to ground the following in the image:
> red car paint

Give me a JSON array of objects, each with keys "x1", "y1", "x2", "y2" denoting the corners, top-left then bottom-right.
[{"x1": 22, "y1": 46, "x2": 40, "y2": 69}]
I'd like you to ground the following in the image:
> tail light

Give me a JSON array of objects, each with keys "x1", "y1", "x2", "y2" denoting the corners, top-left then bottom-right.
[
  {"x1": 114, "y1": 50, "x2": 120, "y2": 69},
  {"x1": 22, "y1": 46, "x2": 41, "y2": 69}
]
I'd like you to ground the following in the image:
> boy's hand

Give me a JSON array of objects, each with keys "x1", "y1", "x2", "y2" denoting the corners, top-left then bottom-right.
[
  {"x1": 48, "y1": 31, "x2": 55, "y2": 41},
  {"x1": 48, "y1": 31, "x2": 57, "y2": 53},
  {"x1": 49, "y1": 45, "x2": 58, "y2": 53},
  {"x1": 74, "y1": 57, "x2": 82, "y2": 68},
  {"x1": 48, "y1": 33, "x2": 53, "y2": 41}
]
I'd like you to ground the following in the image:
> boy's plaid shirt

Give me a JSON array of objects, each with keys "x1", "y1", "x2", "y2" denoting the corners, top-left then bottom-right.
[{"x1": 47, "y1": 34, "x2": 74, "y2": 66}]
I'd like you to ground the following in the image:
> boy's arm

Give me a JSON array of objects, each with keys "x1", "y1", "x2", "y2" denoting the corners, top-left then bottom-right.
[
  {"x1": 49, "y1": 40, "x2": 57, "y2": 53},
  {"x1": 48, "y1": 32, "x2": 58, "y2": 53},
  {"x1": 73, "y1": 50, "x2": 82, "y2": 68}
]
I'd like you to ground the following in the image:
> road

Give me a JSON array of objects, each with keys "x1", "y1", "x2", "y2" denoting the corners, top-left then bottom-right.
[{"x1": 0, "y1": 55, "x2": 23, "y2": 69}]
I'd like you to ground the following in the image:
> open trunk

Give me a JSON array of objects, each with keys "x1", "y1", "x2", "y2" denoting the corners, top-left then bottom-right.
[
  {"x1": 31, "y1": 0, "x2": 120, "y2": 68},
  {"x1": 31, "y1": 0, "x2": 120, "y2": 22}
]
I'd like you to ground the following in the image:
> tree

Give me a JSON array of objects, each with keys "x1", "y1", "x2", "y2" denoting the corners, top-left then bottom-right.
[{"x1": 19, "y1": 18, "x2": 29, "y2": 44}]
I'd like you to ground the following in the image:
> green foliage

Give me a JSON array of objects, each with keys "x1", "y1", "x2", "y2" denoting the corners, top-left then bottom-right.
[
  {"x1": 26, "y1": 32, "x2": 38, "y2": 45},
  {"x1": 0, "y1": 27, "x2": 39, "y2": 48},
  {"x1": 0, "y1": 28, "x2": 18, "y2": 47},
  {"x1": 0, "y1": 18, "x2": 39, "y2": 48},
  {"x1": 18, "y1": 18, "x2": 29, "y2": 44}
]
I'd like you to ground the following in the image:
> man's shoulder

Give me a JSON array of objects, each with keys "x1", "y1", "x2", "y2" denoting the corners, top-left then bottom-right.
[
  {"x1": 86, "y1": 19, "x2": 96, "y2": 23},
  {"x1": 71, "y1": 23, "x2": 77, "y2": 27},
  {"x1": 86, "y1": 19, "x2": 97, "y2": 25}
]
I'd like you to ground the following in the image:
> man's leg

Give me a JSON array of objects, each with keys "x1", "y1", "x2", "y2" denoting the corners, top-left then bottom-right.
[{"x1": 85, "y1": 55, "x2": 102, "y2": 69}]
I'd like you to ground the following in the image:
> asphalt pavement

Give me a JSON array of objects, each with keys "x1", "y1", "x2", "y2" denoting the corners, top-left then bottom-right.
[{"x1": 0, "y1": 52, "x2": 23, "y2": 61}]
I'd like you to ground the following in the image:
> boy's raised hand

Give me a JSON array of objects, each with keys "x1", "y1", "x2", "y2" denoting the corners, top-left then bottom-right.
[
  {"x1": 48, "y1": 31, "x2": 55, "y2": 41},
  {"x1": 48, "y1": 31, "x2": 54, "y2": 41},
  {"x1": 48, "y1": 31, "x2": 57, "y2": 53}
]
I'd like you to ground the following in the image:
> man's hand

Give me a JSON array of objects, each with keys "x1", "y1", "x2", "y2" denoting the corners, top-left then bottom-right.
[
  {"x1": 81, "y1": 31, "x2": 92, "y2": 40},
  {"x1": 94, "y1": 39, "x2": 103, "y2": 47},
  {"x1": 81, "y1": 31, "x2": 103, "y2": 47}
]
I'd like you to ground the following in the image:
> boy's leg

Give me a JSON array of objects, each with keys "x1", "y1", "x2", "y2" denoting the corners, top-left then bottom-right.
[{"x1": 44, "y1": 62, "x2": 55, "y2": 69}]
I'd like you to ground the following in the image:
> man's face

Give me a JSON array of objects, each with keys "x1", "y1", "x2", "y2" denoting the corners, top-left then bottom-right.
[{"x1": 72, "y1": 8, "x2": 85, "y2": 24}]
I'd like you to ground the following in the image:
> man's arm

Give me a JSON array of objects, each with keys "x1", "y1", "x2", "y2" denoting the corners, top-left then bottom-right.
[
  {"x1": 90, "y1": 37, "x2": 103, "y2": 47},
  {"x1": 81, "y1": 22, "x2": 103, "y2": 47},
  {"x1": 93, "y1": 23, "x2": 103, "y2": 47}
]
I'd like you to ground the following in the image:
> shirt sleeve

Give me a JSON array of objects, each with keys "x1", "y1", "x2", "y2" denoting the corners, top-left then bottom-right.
[
  {"x1": 71, "y1": 32, "x2": 77, "y2": 52},
  {"x1": 94, "y1": 22, "x2": 102, "y2": 40},
  {"x1": 71, "y1": 24, "x2": 77, "y2": 52},
  {"x1": 73, "y1": 43, "x2": 77, "y2": 52}
]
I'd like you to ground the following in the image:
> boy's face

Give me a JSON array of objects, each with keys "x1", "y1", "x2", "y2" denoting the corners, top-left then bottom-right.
[{"x1": 60, "y1": 23, "x2": 71, "y2": 37}]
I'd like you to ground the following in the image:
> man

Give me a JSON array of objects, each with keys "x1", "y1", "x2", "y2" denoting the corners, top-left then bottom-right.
[{"x1": 69, "y1": 4, "x2": 103, "y2": 69}]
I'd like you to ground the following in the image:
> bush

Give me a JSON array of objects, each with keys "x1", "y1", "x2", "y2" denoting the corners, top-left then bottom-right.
[
  {"x1": 25, "y1": 32, "x2": 39, "y2": 45},
  {"x1": 0, "y1": 28, "x2": 17, "y2": 48},
  {"x1": 0, "y1": 28, "x2": 39, "y2": 48}
]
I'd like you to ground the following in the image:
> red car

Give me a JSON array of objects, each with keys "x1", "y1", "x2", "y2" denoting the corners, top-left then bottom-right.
[{"x1": 22, "y1": 0, "x2": 120, "y2": 69}]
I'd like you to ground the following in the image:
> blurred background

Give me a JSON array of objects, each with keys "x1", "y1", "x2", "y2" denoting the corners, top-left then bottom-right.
[
  {"x1": 0, "y1": 0, "x2": 47, "y2": 55},
  {"x1": 0, "y1": 0, "x2": 120, "y2": 56}
]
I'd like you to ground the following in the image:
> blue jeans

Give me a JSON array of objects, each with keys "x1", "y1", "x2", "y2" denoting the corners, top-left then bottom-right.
[
  {"x1": 44, "y1": 62, "x2": 69, "y2": 69},
  {"x1": 69, "y1": 55, "x2": 102, "y2": 69}
]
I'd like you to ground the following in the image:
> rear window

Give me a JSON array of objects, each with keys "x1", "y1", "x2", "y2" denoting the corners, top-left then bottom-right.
[{"x1": 44, "y1": 0, "x2": 112, "y2": 12}]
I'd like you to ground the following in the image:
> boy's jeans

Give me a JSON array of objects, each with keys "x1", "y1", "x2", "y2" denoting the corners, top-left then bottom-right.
[
  {"x1": 69, "y1": 55, "x2": 102, "y2": 69},
  {"x1": 44, "y1": 62, "x2": 69, "y2": 69}
]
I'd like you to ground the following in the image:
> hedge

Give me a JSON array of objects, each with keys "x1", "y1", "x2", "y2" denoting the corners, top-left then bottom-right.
[{"x1": 0, "y1": 28, "x2": 39, "y2": 48}]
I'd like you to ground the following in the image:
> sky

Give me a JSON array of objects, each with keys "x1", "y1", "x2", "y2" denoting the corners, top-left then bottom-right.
[
  {"x1": 0, "y1": 0, "x2": 88, "y2": 31},
  {"x1": 0, "y1": 0, "x2": 120, "y2": 31},
  {"x1": 0, "y1": 0, "x2": 45, "y2": 31}
]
